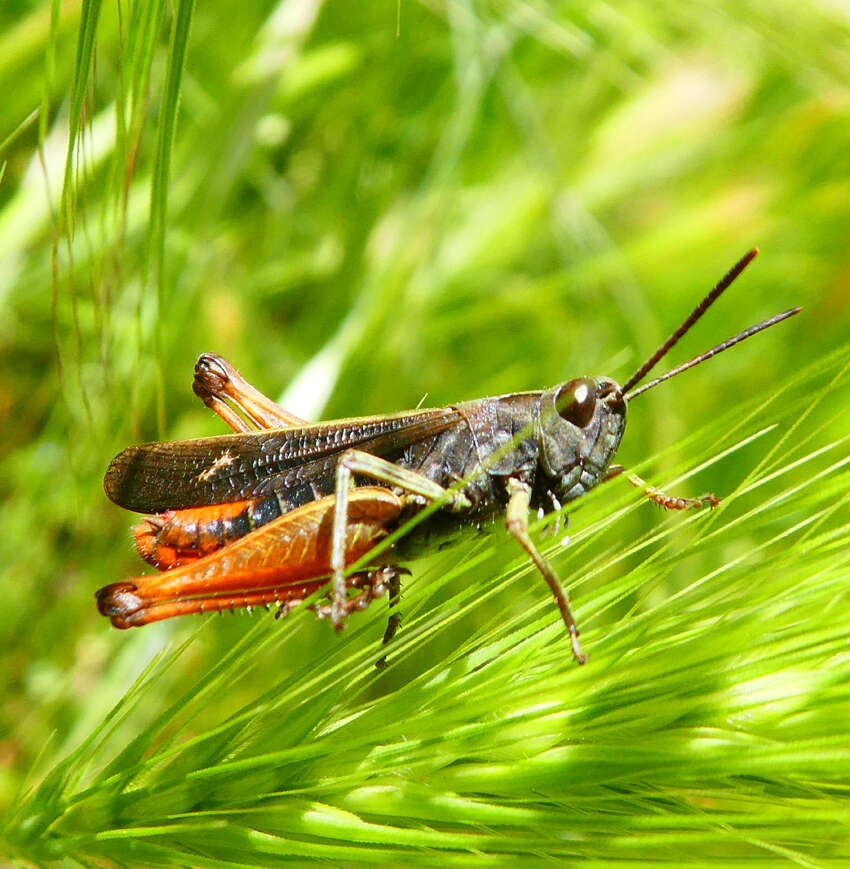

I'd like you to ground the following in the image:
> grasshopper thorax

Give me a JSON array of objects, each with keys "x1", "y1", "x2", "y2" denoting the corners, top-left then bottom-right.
[{"x1": 537, "y1": 376, "x2": 626, "y2": 501}]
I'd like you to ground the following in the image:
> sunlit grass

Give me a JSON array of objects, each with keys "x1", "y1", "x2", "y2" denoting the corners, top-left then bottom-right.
[
  {"x1": 1, "y1": 0, "x2": 849, "y2": 864},
  {"x1": 4, "y1": 343, "x2": 850, "y2": 866}
]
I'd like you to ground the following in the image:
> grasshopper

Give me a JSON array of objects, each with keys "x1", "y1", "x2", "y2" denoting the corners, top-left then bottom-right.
[{"x1": 98, "y1": 250, "x2": 799, "y2": 663}]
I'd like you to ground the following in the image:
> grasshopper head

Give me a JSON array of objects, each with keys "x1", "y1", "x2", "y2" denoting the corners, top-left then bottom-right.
[{"x1": 537, "y1": 376, "x2": 626, "y2": 500}]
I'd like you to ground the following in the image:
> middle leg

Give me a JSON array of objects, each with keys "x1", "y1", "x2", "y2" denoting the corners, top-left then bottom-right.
[{"x1": 331, "y1": 449, "x2": 472, "y2": 628}]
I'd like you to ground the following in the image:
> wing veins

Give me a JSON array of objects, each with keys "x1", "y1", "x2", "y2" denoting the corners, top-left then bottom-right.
[{"x1": 105, "y1": 408, "x2": 461, "y2": 512}]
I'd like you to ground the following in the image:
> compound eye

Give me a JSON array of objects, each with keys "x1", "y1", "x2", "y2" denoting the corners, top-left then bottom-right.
[{"x1": 555, "y1": 378, "x2": 596, "y2": 428}]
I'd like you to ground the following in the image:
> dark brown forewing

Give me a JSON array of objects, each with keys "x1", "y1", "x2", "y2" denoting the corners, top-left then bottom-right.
[{"x1": 104, "y1": 408, "x2": 462, "y2": 513}]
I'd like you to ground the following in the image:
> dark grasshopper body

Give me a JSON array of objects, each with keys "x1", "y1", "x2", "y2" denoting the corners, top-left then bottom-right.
[
  {"x1": 98, "y1": 250, "x2": 800, "y2": 663},
  {"x1": 106, "y1": 378, "x2": 626, "y2": 561}
]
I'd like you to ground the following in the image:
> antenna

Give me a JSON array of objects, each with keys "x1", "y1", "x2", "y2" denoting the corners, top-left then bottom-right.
[
  {"x1": 624, "y1": 307, "x2": 801, "y2": 401},
  {"x1": 621, "y1": 248, "x2": 759, "y2": 396}
]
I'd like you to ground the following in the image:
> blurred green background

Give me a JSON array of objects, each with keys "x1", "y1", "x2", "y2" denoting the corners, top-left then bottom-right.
[{"x1": 1, "y1": 0, "x2": 850, "y2": 864}]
